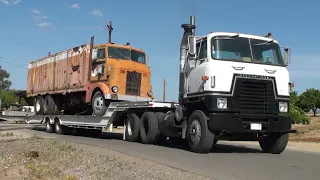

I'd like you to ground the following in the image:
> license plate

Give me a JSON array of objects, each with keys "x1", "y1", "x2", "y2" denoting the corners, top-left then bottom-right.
[{"x1": 250, "y1": 123, "x2": 262, "y2": 130}]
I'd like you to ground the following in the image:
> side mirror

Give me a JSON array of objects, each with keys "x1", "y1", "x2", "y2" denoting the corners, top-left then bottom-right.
[
  {"x1": 188, "y1": 36, "x2": 197, "y2": 58},
  {"x1": 92, "y1": 49, "x2": 98, "y2": 60},
  {"x1": 283, "y1": 47, "x2": 291, "y2": 66},
  {"x1": 146, "y1": 55, "x2": 150, "y2": 67}
]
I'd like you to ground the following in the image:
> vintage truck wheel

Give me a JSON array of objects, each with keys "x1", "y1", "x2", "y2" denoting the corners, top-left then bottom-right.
[
  {"x1": 43, "y1": 95, "x2": 55, "y2": 115},
  {"x1": 187, "y1": 110, "x2": 215, "y2": 153},
  {"x1": 91, "y1": 91, "x2": 108, "y2": 116},
  {"x1": 34, "y1": 96, "x2": 44, "y2": 115}
]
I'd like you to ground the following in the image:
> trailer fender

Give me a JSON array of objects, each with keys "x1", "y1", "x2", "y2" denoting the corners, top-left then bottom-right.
[{"x1": 85, "y1": 82, "x2": 111, "y2": 103}]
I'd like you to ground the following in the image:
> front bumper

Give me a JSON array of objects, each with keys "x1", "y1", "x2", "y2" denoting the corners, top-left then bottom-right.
[
  {"x1": 207, "y1": 113, "x2": 292, "y2": 133},
  {"x1": 105, "y1": 94, "x2": 152, "y2": 102}
]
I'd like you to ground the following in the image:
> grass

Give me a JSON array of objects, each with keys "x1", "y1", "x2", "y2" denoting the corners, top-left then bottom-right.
[{"x1": 290, "y1": 115, "x2": 320, "y2": 142}]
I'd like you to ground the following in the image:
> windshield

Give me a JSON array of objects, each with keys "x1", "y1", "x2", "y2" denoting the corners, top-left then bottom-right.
[
  {"x1": 108, "y1": 47, "x2": 145, "y2": 64},
  {"x1": 210, "y1": 36, "x2": 284, "y2": 66},
  {"x1": 108, "y1": 47, "x2": 130, "y2": 60},
  {"x1": 131, "y1": 50, "x2": 145, "y2": 63}
]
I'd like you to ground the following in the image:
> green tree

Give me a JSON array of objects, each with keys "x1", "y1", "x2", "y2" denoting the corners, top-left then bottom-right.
[
  {"x1": 289, "y1": 91, "x2": 311, "y2": 124},
  {"x1": 0, "y1": 66, "x2": 12, "y2": 90},
  {"x1": 0, "y1": 89, "x2": 19, "y2": 108},
  {"x1": 298, "y1": 88, "x2": 320, "y2": 116}
]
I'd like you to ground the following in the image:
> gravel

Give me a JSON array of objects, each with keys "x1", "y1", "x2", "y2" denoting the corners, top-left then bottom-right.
[{"x1": 0, "y1": 134, "x2": 210, "y2": 180}]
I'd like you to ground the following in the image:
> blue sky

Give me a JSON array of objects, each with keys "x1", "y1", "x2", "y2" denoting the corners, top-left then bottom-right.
[{"x1": 0, "y1": 0, "x2": 319, "y2": 101}]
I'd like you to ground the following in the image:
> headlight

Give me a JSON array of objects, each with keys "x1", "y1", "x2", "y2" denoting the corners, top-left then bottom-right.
[
  {"x1": 111, "y1": 86, "x2": 118, "y2": 93},
  {"x1": 217, "y1": 98, "x2": 227, "y2": 109},
  {"x1": 279, "y1": 102, "x2": 288, "y2": 112},
  {"x1": 147, "y1": 90, "x2": 153, "y2": 97}
]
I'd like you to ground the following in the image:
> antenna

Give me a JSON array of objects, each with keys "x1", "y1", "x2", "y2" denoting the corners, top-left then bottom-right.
[{"x1": 105, "y1": 21, "x2": 113, "y2": 43}]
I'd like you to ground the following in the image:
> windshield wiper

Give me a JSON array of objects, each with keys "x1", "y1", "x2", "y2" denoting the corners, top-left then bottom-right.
[{"x1": 254, "y1": 40, "x2": 274, "y2": 46}]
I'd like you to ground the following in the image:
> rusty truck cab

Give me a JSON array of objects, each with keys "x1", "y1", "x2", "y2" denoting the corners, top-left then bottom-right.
[{"x1": 85, "y1": 42, "x2": 153, "y2": 115}]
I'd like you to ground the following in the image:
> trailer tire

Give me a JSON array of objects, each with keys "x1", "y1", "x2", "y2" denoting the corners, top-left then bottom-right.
[
  {"x1": 91, "y1": 91, "x2": 108, "y2": 116},
  {"x1": 43, "y1": 95, "x2": 55, "y2": 115},
  {"x1": 259, "y1": 133, "x2": 289, "y2": 154},
  {"x1": 45, "y1": 119, "x2": 54, "y2": 133},
  {"x1": 125, "y1": 113, "x2": 140, "y2": 142},
  {"x1": 139, "y1": 112, "x2": 159, "y2": 144},
  {"x1": 155, "y1": 112, "x2": 167, "y2": 144},
  {"x1": 54, "y1": 119, "x2": 69, "y2": 135},
  {"x1": 34, "y1": 96, "x2": 44, "y2": 115},
  {"x1": 187, "y1": 110, "x2": 215, "y2": 153}
]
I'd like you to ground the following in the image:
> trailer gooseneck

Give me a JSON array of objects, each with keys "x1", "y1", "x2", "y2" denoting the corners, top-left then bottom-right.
[{"x1": 26, "y1": 16, "x2": 293, "y2": 154}]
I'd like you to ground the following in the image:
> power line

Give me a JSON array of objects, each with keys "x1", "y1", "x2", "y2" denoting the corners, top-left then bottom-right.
[{"x1": 0, "y1": 58, "x2": 27, "y2": 70}]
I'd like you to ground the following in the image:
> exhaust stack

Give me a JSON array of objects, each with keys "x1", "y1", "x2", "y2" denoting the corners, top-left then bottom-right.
[{"x1": 179, "y1": 16, "x2": 196, "y2": 104}]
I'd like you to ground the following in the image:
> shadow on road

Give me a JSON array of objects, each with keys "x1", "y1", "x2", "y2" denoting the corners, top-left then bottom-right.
[{"x1": 23, "y1": 125, "x2": 263, "y2": 154}]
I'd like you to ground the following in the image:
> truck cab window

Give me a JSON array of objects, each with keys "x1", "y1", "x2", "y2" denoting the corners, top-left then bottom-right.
[
  {"x1": 131, "y1": 50, "x2": 145, "y2": 64},
  {"x1": 96, "y1": 48, "x2": 106, "y2": 59},
  {"x1": 108, "y1": 47, "x2": 130, "y2": 60},
  {"x1": 196, "y1": 39, "x2": 207, "y2": 60}
]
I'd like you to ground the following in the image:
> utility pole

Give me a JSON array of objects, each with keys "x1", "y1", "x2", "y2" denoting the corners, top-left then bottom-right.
[
  {"x1": 163, "y1": 78, "x2": 166, "y2": 101},
  {"x1": 105, "y1": 21, "x2": 113, "y2": 43}
]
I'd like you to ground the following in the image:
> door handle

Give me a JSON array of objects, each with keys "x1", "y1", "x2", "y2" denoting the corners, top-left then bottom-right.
[
  {"x1": 232, "y1": 66, "x2": 245, "y2": 70},
  {"x1": 265, "y1": 69, "x2": 276, "y2": 74}
]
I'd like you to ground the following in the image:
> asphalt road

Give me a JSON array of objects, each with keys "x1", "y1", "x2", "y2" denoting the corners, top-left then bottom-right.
[{"x1": 1, "y1": 123, "x2": 320, "y2": 180}]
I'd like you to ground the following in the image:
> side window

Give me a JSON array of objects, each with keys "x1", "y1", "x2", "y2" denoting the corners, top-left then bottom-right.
[
  {"x1": 96, "y1": 48, "x2": 105, "y2": 59},
  {"x1": 198, "y1": 40, "x2": 207, "y2": 59}
]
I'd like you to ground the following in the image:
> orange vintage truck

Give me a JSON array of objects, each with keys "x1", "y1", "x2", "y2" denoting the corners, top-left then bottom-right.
[{"x1": 26, "y1": 36, "x2": 153, "y2": 116}]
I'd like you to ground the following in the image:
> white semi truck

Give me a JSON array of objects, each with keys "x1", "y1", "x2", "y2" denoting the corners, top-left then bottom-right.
[{"x1": 26, "y1": 16, "x2": 293, "y2": 154}]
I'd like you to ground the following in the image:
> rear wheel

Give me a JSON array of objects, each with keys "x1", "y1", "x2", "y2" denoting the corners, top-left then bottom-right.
[
  {"x1": 34, "y1": 96, "x2": 44, "y2": 115},
  {"x1": 54, "y1": 119, "x2": 70, "y2": 135},
  {"x1": 43, "y1": 95, "x2": 55, "y2": 115},
  {"x1": 125, "y1": 113, "x2": 141, "y2": 142},
  {"x1": 139, "y1": 112, "x2": 159, "y2": 144},
  {"x1": 45, "y1": 119, "x2": 54, "y2": 133},
  {"x1": 155, "y1": 112, "x2": 167, "y2": 144},
  {"x1": 259, "y1": 133, "x2": 289, "y2": 154},
  {"x1": 91, "y1": 91, "x2": 108, "y2": 116},
  {"x1": 187, "y1": 110, "x2": 215, "y2": 153}
]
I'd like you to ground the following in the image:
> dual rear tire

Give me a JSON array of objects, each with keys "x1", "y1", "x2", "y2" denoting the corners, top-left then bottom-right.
[{"x1": 34, "y1": 95, "x2": 60, "y2": 115}]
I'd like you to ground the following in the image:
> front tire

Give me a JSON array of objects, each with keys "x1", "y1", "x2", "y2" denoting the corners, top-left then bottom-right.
[
  {"x1": 187, "y1": 110, "x2": 215, "y2": 153},
  {"x1": 91, "y1": 91, "x2": 108, "y2": 116},
  {"x1": 259, "y1": 133, "x2": 289, "y2": 154}
]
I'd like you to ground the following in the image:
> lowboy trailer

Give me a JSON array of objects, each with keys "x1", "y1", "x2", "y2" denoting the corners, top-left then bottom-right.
[{"x1": 25, "y1": 15, "x2": 294, "y2": 154}]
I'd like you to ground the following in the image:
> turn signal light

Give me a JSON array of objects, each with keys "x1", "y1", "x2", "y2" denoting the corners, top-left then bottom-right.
[{"x1": 201, "y1": 76, "x2": 209, "y2": 81}]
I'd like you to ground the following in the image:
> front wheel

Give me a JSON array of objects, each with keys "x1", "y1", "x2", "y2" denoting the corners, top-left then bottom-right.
[
  {"x1": 187, "y1": 110, "x2": 215, "y2": 153},
  {"x1": 259, "y1": 133, "x2": 289, "y2": 154},
  {"x1": 91, "y1": 91, "x2": 108, "y2": 116}
]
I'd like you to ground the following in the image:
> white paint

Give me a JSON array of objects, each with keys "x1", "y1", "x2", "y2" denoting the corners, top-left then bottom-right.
[
  {"x1": 28, "y1": 44, "x2": 90, "y2": 69},
  {"x1": 185, "y1": 32, "x2": 290, "y2": 97}
]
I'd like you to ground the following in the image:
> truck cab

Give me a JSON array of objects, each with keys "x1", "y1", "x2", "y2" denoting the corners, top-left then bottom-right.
[
  {"x1": 87, "y1": 42, "x2": 153, "y2": 115},
  {"x1": 178, "y1": 18, "x2": 292, "y2": 153}
]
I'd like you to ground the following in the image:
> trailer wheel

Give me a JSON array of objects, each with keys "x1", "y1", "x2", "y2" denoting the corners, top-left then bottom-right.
[
  {"x1": 259, "y1": 133, "x2": 289, "y2": 154},
  {"x1": 125, "y1": 113, "x2": 140, "y2": 142},
  {"x1": 187, "y1": 110, "x2": 215, "y2": 153},
  {"x1": 91, "y1": 91, "x2": 108, "y2": 116},
  {"x1": 54, "y1": 119, "x2": 69, "y2": 135},
  {"x1": 139, "y1": 112, "x2": 159, "y2": 144},
  {"x1": 45, "y1": 118, "x2": 54, "y2": 133},
  {"x1": 34, "y1": 96, "x2": 44, "y2": 115},
  {"x1": 155, "y1": 112, "x2": 167, "y2": 144},
  {"x1": 43, "y1": 95, "x2": 55, "y2": 115}
]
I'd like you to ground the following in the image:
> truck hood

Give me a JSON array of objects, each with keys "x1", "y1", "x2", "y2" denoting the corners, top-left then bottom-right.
[{"x1": 204, "y1": 61, "x2": 290, "y2": 97}]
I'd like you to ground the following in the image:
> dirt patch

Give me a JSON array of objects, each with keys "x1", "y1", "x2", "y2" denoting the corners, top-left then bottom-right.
[
  {"x1": 290, "y1": 116, "x2": 320, "y2": 142},
  {"x1": 0, "y1": 134, "x2": 209, "y2": 180}
]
